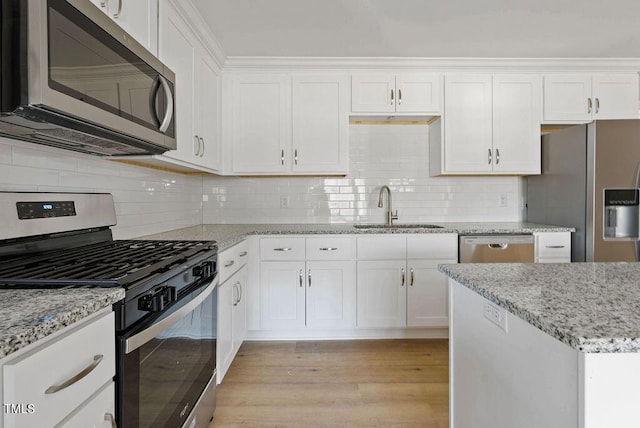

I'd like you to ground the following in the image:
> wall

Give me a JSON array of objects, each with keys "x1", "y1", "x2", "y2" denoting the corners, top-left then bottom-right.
[
  {"x1": 0, "y1": 137, "x2": 203, "y2": 239},
  {"x1": 203, "y1": 124, "x2": 524, "y2": 224}
]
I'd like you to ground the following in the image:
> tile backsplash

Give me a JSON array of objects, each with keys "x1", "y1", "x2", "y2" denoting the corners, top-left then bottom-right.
[
  {"x1": 0, "y1": 137, "x2": 203, "y2": 239},
  {"x1": 203, "y1": 124, "x2": 524, "y2": 224},
  {"x1": 1, "y1": 125, "x2": 525, "y2": 235}
]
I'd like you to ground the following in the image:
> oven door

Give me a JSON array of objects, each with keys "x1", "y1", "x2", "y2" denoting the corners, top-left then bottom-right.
[{"x1": 117, "y1": 277, "x2": 217, "y2": 428}]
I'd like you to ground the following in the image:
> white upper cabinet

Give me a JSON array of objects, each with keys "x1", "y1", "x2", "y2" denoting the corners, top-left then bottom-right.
[
  {"x1": 543, "y1": 73, "x2": 639, "y2": 122},
  {"x1": 292, "y1": 75, "x2": 349, "y2": 174},
  {"x1": 195, "y1": 53, "x2": 222, "y2": 171},
  {"x1": 229, "y1": 73, "x2": 349, "y2": 175},
  {"x1": 432, "y1": 73, "x2": 541, "y2": 175},
  {"x1": 351, "y1": 73, "x2": 441, "y2": 114},
  {"x1": 90, "y1": 0, "x2": 159, "y2": 54},
  {"x1": 153, "y1": 0, "x2": 222, "y2": 172},
  {"x1": 442, "y1": 74, "x2": 493, "y2": 174},
  {"x1": 231, "y1": 74, "x2": 292, "y2": 174},
  {"x1": 492, "y1": 74, "x2": 541, "y2": 174}
]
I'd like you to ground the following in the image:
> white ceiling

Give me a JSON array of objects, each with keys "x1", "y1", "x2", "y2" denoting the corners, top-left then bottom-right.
[{"x1": 190, "y1": 0, "x2": 640, "y2": 58}]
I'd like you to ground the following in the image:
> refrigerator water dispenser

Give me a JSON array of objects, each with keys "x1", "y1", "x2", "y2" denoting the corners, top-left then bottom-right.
[{"x1": 604, "y1": 188, "x2": 640, "y2": 239}]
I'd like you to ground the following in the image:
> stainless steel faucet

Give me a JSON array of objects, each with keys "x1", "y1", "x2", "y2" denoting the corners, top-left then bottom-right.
[{"x1": 378, "y1": 185, "x2": 398, "y2": 225}]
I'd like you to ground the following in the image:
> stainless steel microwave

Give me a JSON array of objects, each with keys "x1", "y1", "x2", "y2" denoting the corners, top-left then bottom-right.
[{"x1": 0, "y1": 0, "x2": 176, "y2": 156}]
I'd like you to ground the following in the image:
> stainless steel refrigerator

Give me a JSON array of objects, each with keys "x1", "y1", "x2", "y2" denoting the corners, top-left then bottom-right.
[{"x1": 527, "y1": 119, "x2": 640, "y2": 262}]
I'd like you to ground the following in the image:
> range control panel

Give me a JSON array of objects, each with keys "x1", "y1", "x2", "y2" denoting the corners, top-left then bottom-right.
[{"x1": 16, "y1": 201, "x2": 77, "y2": 219}]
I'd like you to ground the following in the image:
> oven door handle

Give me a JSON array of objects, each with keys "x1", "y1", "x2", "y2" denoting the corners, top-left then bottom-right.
[{"x1": 124, "y1": 277, "x2": 217, "y2": 354}]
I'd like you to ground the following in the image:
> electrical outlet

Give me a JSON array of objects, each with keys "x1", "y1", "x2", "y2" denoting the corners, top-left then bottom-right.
[
  {"x1": 499, "y1": 194, "x2": 508, "y2": 207},
  {"x1": 280, "y1": 195, "x2": 290, "y2": 209},
  {"x1": 484, "y1": 301, "x2": 508, "y2": 332}
]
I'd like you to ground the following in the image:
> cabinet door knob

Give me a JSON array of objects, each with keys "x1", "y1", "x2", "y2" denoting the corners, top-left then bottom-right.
[
  {"x1": 199, "y1": 137, "x2": 205, "y2": 157},
  {"x1": 495, "y1": 148, "x2": 500, "y2": 165},
  {"x1": 390, "y1": 89, "x2": 394, "y2": 105},
  {"x1": 587, "y1": 97, "x2": 593, "y2": 114},
  {"x1": 273, "y1": 247, "x2": 292, "y2": 252},
  {"x1": 410, "y1": 268, "x2": 414, "y2": 286},
  {"x1": 299, "y1": 269, "x2": 303, "y2": 287},
  {"x1": 239, "y1": 251, "x2": 248, "y2": 257},
  {"x1": 398, "y1": 89, "x2": 402, "y2": 105},
  {"x1": 401, "y1": 268, "x2": 405, "y2": 287},
  {"x1": 595, "y1": 97, "x2": 600, "y2": 114},
  {"x1": 100, "y1": 0, "x2": 109, "y2": 8},
  {"x1": 488, "y1": 148, "x2": 492, "y2": 165},
  {"x1": 319, "y1": 247, "x2": 338, "y2": 251},
  {"x1": 224, "y1": 260, "x2": 235, "y2": 268},
  {"x1": 308, "y1": 269, "x2": 312, "y2": 287},
  {"x1": 295, "y1": 149, "x2": 298, "y2": 165},
  {"x1": 281, "y1": 149, "x2": 285, "y2": 165},
  {"x1": 113, "y1": 0, "x2": 122, "y2": 18},
  {"x1": 104, "y1": 413, "x2": 117, "y2": 428},
  {"x1": 194, "y1": 136, "x2": 200, "y2": 156}
]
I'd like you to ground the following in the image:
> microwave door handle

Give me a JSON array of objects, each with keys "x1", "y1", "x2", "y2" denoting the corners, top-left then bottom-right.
[
  {"x1": 150, "y1": 76, "x2": 162, "y2": 127},
  {"x1": 157, "y1": 75, "x2": 174, "y2": 133}
]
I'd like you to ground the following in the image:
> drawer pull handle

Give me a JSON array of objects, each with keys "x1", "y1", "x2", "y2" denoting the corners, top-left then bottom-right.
[
  {"x1": 546, "y1": 245, "x2": 565, "y2": 249},
  {"x1": 45, "y1": 354, "x2": 104, "y2": 394},
  {"x1": 319, "y1": 247, "x2": 338, "y2": 251},
  {"x1": 104, "y1": 412, "x2": 117, "y2": 428},
  {"x1": 224, "y1": 260, "x2": 235, "y2": 268},
  {"x1": 239, "y1": 251, "x2": 248, "y2": 257},
  {"x1": 274, "y1": 247, "x2": 292, "y2": 252}
]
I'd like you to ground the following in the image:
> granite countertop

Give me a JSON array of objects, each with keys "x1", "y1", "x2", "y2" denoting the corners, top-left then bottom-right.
[
  {"x1": 439, "y1": 262, "x2": 640, "y2": 353},
  {"x1": 0, "y1": 287, "x2": 125, "y2": 359},
  {"x1": 141, "y1": 222, "x2": 574, "y2": 251}
]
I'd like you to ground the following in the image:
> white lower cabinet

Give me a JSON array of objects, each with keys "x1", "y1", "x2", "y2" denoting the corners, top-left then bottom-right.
[
  {"x1": 217, "y1": 241, "x2": 249, "y2": 383},
  {"x1": 56, "y1": 381, "x2": 116, "y2": 428},
  {"x1": 306, "y1": 261, "x2": 355, "y2": 329},
  {"x1": 357, "y1": 234, "x2": 458, "y2": 329},
  {"x1": 259, "y1": 236, "x2": 356, "y2": 331},
  {"x1": 1, "y1": 309, "x2": 115, "y2": 428},
  {"x1": 357, "y1": 259, "x2": 407, "y2": 328},
  {"x1": 534, "y1": 232, "x2": 572, "y2": 263},
  {"x1": 406, "y1": 260, "x2": 450, "y2": 327}
]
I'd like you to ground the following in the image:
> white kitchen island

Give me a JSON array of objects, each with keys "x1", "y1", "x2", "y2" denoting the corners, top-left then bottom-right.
[{"x1": 439, "y1": 262, "x2": 640, "y2": 428}]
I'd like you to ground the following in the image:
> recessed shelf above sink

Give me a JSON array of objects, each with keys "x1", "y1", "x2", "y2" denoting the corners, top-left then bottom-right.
[{"x1": 353, "y1": 224, "x2": 444, "y2": 229}]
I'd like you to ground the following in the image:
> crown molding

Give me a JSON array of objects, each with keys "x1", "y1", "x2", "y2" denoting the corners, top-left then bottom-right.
[
  {"x1": 166, "y1": 0, "x2": 227, "y2": 68},
  {"x1": 223, "y1": 56, "x2": 640, "y2": 72}
]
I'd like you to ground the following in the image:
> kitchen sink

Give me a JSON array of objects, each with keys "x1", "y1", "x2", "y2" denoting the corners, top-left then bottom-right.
[{"x1": 353, "y1": 224, "x2": 444, "y2": 229}]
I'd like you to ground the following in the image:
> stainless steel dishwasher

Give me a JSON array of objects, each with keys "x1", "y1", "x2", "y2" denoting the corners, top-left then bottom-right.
[{"x1": 459, "y1": 235, "x2": 535, "y2": 263}]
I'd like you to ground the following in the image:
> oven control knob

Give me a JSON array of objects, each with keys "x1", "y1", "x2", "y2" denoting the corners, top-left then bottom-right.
[
  {"x1": 192, "y1": 261, "x2": 214, "y2": 278},
  {"x1": 138, "y1": 286, "x2": 175, "y2": 312}
]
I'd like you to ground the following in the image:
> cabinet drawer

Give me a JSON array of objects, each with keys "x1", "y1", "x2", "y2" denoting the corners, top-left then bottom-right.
[
  {"x1": 357, "y1": 235, "x2": 406, "y2": 260},
  {"x1": 219, "y1": 240, "x2": 250, "y2": 283},
  {"x1": 3, "y1": 311, "x2": 115, "y2": 428},
  {"x1": 55, "y1": 381, "x2": 115, "y2": 428},
  {"x1": 407, "y1": 234, "x2": 458, "y2": 259},
  {"x1": 260, "y1": 237, "x2": 305, "y2": 260},
  {"x1": 306, "y1": 236, "x2": 355, "y2": 260},
  {"x1": 535, "y1": 232, "x2": 571, "y2": 260}
]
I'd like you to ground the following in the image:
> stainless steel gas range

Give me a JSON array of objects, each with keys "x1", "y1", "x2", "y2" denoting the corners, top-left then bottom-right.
[{"x1": 0, "y1": 192, "x2": 218, "y2": 428}]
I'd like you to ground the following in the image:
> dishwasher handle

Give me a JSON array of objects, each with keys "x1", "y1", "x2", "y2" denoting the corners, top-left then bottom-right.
[{"x1": 488, "y1": 243, "x2": 508, "y2": 249}]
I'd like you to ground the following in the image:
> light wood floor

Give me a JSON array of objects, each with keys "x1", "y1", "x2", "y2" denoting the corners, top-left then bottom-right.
[{"x1": 211, "y1": 339, "x2": 449, "y2": 427}]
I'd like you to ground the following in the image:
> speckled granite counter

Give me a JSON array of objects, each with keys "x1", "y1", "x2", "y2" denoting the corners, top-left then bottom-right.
[
  {"x1": 0, "y1": 287, "x2": 125, "y2": 359},
  {"x1": 439, "y1": 262, "x2": 640, "y2": 353},
  {"x1": 141, "y1": 222, "x2": 573, "y2": 251}
]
